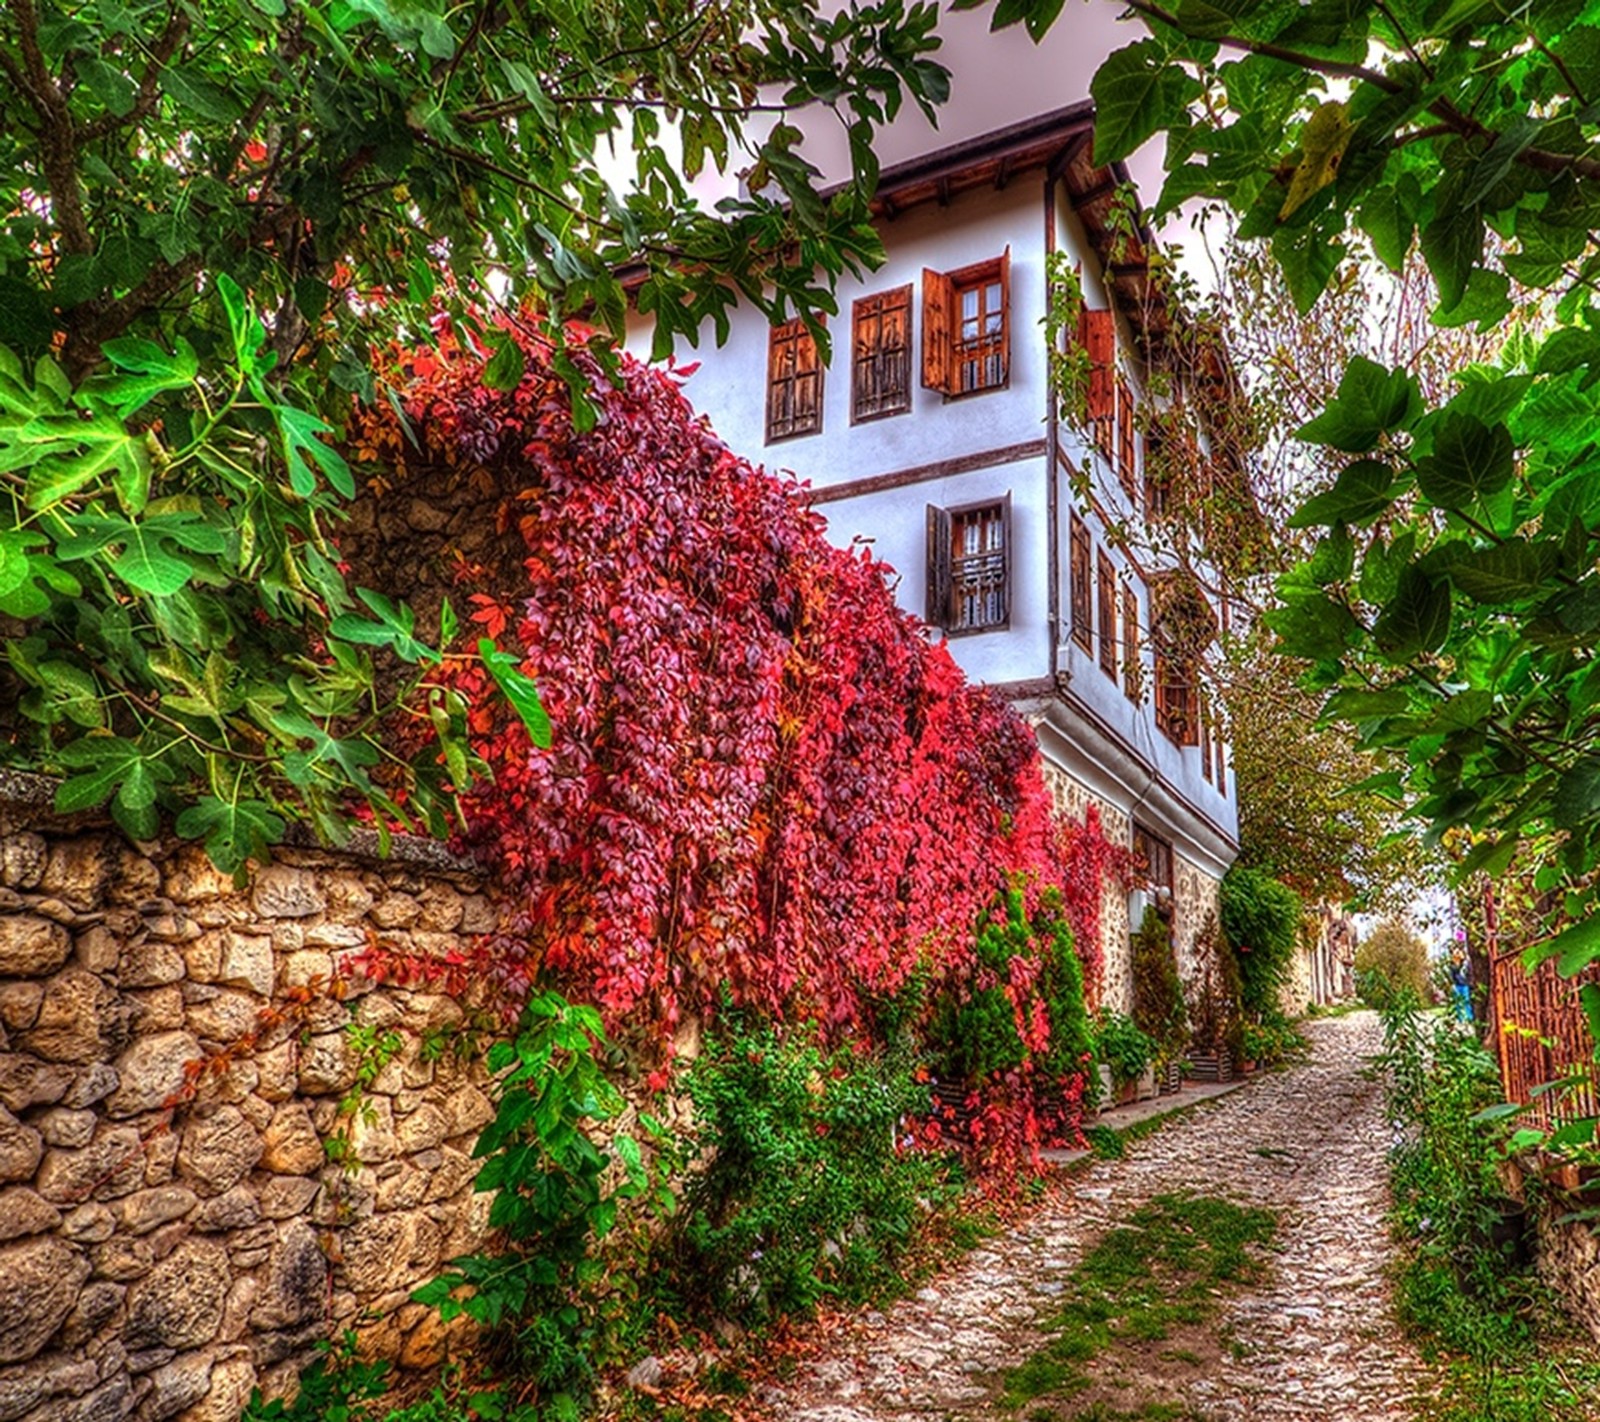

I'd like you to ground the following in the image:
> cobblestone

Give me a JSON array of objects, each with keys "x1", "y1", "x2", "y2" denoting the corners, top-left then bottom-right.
[{"x1": 766, "y1": 1013, "x2": 1429, "y2": 1422}]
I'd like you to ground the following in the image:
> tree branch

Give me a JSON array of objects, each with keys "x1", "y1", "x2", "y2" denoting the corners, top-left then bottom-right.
[
  {"x1": 80, "y1": 8, "x2": 192, "y2": 142},
  {"x1": 9, "y1": 0, "x2": 93, "y2": 254}
]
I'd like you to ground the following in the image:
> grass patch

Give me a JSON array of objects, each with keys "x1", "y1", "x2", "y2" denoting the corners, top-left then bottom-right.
[{"x1": 999, "y1": 1192, "x2": 1275, "y2": 1418}]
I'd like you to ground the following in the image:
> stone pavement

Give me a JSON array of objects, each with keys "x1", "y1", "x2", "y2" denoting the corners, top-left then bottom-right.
[{"x1": 764, "y1": 1012, "x2": 1430, "y2": 1422}]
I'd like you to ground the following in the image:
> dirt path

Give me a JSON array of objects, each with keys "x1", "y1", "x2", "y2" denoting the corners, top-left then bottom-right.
[{"x1": 764, "y1": 1012, "x2": 1428, "y2": 1422}]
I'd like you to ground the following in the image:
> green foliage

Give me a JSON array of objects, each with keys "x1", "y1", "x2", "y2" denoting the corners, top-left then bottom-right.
[
  {"x1": 1354, "y1": 920, "x2": 1432, "y2": 1012},
  {"x1": 1219, "y1": 868, "x2": 1302, "y2": 1020},
  {"x1": 1185, "y1": 911, "x2": 1244, "y2": 1057},
  {"x1": 1093, "y1": 1010, "x2": 1155, "y2": 1088},
  {"x1": 1378, "y1": 998, "x2": 1599, "y2": 1421},
  {"x1": 1130, "y1": 907, "x2": 1187, "y2": 1067},
  {"x1": 0, "y1": 294, "x2": 524, "y2": 874},
  {"x1": 1000, "y1": 1193, "x2": 1276, "y2": 1410},
  {"x1": 1236, "y1": 1014, "x2": 1307, "y2": 1069},
  {"x1": 413, "y1": 993, "x2": 668, "y2": 1416},
  {"x1": 673, "y1": 1008, "x2": 953, "y2": 1324}
]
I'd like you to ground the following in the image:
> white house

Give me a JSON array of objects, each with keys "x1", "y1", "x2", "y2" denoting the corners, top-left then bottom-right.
[{"x1": 627, "y1": 103, "x2": 1242, "y2": 1010}]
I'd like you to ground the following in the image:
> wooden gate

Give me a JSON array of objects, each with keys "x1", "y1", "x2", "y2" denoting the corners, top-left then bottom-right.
[{"x1": 1490, "y1": 945, "x2": 1600, "y2": 1129}]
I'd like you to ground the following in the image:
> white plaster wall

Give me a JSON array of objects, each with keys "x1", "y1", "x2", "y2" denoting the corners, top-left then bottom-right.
[{"x1": 627, "y1": 181, "x2": 1051, "y2": 488}]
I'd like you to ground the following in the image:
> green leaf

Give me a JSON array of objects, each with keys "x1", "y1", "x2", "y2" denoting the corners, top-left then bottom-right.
[
  {"x1": 215, "y1": 273, "x2": 265, "y2": 373},
  {"x1": 1522, "y1": 913, "x2": 1600, "y2": 975},
  {"x1": 1289, "y1": 459, "x2": 1398, "y2": 527},
  {"x1": 1449, "y1": 539, "x2": 1556, "y2": 604},
  {"x1": 1555, "y1": 760, "x2": 1600, "y2": 831},
  {"x1": 1414, "y1": 414, "x2": 1515, "y2": 510},
  {"x1": 174, "y1": 796, "x2": 286, "y2": 876},
  {"x1": 99, "y1": 334, "x2": 199, "y2": 417},
  {"x1": 1372, "y1": 565, "x2": 1450, "y2": 660},
  {"x1": 1420, "y1": 204, "x2": 1483, "y2": 314},
  {"x1": 1090, "y1": 40, "x2": 1199, "y2": 165},
  {"x1": 483, "y1": 338, "x2": 526, "y2": 393},
  {"x1": 275, "y1": 404, "x2": 355, "y2": 498},
  {"x1": 1297, "y1": 358, "x2": 1417, "y2": 452},
  {"x1": 479, "y1": 638, "x2": 553, "y2": 749},
  {"x1": 53, "y1": 735, "x2": 153, "y2": 814}
]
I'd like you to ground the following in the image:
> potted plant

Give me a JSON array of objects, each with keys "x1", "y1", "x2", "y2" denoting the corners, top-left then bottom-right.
[{"x1": 1093, "y1": 1010, "x2": 1155, "y2": 1108}]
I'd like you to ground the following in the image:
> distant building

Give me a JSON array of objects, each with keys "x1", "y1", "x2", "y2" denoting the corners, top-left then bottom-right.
[{"x1": 628, "y1": 104, "x2": 1243, "y2": 1010}]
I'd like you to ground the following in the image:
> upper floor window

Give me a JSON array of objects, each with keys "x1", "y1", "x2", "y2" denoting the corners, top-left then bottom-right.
[
  {"x1": 1150, "y1": 574, "x2": 1213, "y2": 748},
  {"x1": 1117, "y1": 375, "x2": 1138, "y2": 501},
  {"x1": 1122, "y1": 583, "x2": 1142, "y2": 702},
  {"x1": 1080, "y1": 307, "x2": 1115, "y2": 461},
  {"x1": 926, "y1": 495, "x2": 1011, "y2": 633},
  {"x1": 1097, "y1": 550, "x2": 1118, "y2": 680},
  {"x1": 1070, "y1": 514, "x2": 1092, "y2": 652},
  {"x1": 921, "y1": 250, "x2": 1010, "y2": 397},
  {"x1": 766, "y1": 317, "x2": 823, "y2": 442},
  {"x1": 853, "y1": 286, "x2": 913, "y2": 422},
  {"x1": 1133, "y1": 822, "x2": 1173, "y2": 892}
]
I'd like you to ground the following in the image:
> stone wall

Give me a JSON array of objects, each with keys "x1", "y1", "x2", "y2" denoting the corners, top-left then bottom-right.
[{"x1": 0, "y1": 808, "x2": 499, "y2": 1422}]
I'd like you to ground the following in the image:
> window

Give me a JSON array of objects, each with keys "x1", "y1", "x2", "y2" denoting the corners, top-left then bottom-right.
[
  {"x1": 1144, "y1": 424, "x2": 1169, "y2": 521},
  {"x1": 1080, "y1": 307, "x2": 1115, "y2": 460},
  {"x1": 1150, "y1": 573, "x2": 1213, "y2": 747},
  {"x1": 1133, "y1": 823, "x2": 1173, "y2": 892},
  {"x1": 766, "y1": 317, "x2": 823, "y2": 441},
  {"x1": 1154, "y1": 640, "x2": 1196, "y2": 746},
  {"x1": 852, "y1": 286, "x2": 912, "y2": 422},
  {"x1": 1070, "y1": 515, "x2": 1092, "y2": 652},
  {"x1": 926, "y1": 495, "x2": 1011, "y2": 633},
  {"x1": 1117, "y1": 375, "x2": 1137, "y2": 500},
  {"x1": 1122, "y1": 583, "x2": 1141, "y2": 702},
  {"x1": 1097, "y1": 551, "x2": 1118, "y2": 680},
  {"x1": 921, "y1": 250, "x2": 1010, "y2": 397},
  {"x1": 1200, "y1": 694, "x2": 1213, "y2": 783}
]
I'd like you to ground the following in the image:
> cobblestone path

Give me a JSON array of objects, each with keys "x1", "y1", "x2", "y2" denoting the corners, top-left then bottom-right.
[{"x1": 766, "y1": 1012, "x2": 1429, "y2": 1422}]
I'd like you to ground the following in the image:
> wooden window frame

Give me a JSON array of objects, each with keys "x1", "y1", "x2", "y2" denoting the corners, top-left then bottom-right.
[
  {"x1": 1133, "y1": 823, "x2": 1174, "y2": 893},
  {"x1": 1116, "y1": 375, "x2": 1137, "y2": 501},
  {"x1": 1122, "y1": 582, "x2": 1141, "y2": 702},
  {"x1": 852, "y1": 285, "x2": 913, "y2": 423},
  {"x1": 926, "y1": 494, "x2": 1012, "y2": 635},
  {"x1": 1200, "y1": 693, "x2": 1214, "y2": 782},
  {"x1": 1097, "y1": 550, "x2": 1118, "y2": 681},
  {"x1": 765, "y1": 316, "x2": 824, "y2": 443},
  {"x1": 922, "y1": 249, "x2": 1011, "y2": 399},
  {"x1": 1069, "y1": 514, "x2": 1092, "y2": 652},
  {"x1": 1081, "y1": 307, "x2": 1115, "y2": 461},
  {"x1": 1154, "y1": 640, "x2": 1198, "y2": 747}
]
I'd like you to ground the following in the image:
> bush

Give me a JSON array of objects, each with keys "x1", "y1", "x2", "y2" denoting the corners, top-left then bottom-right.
[
  {"x1": 674, "y1": 1010, "x2": 953, "y2": 1323},
  {"x1": 1130, "y1": 907, "x2": 1187, "y2": 1069},
  {"x1": 1355, "y1": 919, "x2": 1431, "y2": 1011},
  {"x1": 1185, "y1": 910, "x2": 1244, "y2": 1057},
  {"x1": 1238, "y1": 1013, "x2": 1308, "y2": 1067},
  {"x1": 1093, "y1": 1010, "x2": 1155, "y2": 1087},
  {"x1": 1219, "y1": 867, "x2": 1302, "y2": 1018}
]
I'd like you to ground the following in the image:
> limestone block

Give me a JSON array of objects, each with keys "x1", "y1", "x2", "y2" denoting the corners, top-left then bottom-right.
[
  {"x1": 0, "y1": 1056, "x2": 72, "y2": 1113},
  {"x1": 217, "y1": 934, "x2": 273, "y2": 997},
  {"x1": 296, "y1": 1033, "x2": 356, "y2": 1095},
  {"x1": 190, "y1": 1188, "x2": 258, "y2": 1233},
  {"x1": 375, "y1": 1166, "x2": 427, "y2": 1213},
  {"x1": 257, "y1": 1177, "x2": 318, "y2": 1221},
  {"x1": 301, "y1": 923, "x2": 362, "y2": 949},
  {"x1": 0, "y1": 985, "x2": 42, "y2": 1033},
  {"x1": 251, "y1": 867, "x2": 324, "y2": 921},
  {"x1": 253, "y1": 1043, "x2": 297, "y2": 1103},
  {"x1": 175, "y1": 1356, "x2": 254, "y2": 1422},
  {"x1": 0, "y1": 918, "x2": 70, "y2": 978},
  {"x1": 184, "y1": 989, "x2": 259, "y2": 1045},
  {"x1": 61, "y1": 1204, "x2": 116, "y2": 1244},
  {"x1": 128, "y1": 987, "x2": 185, "y2": 1033},
  {"x1": 458, "y1": 894, "x2": 497, "y2": 934},
  {"x1": 235, "y1": 1091, "x2": 271, "y2": 1131},
  {"x1": 279, "y1": 951, "x2": 334, "y2": 990},
  {"x1": 108, "y1": 847, "x2": 161, "y2": 905},
  {"x1": 415, "y1": 886, "x2": 463, "y2": 933},
  {"x1": 260, "y1": 1104, "x2": 322, "y2": 1176},
  {"x1": 176, "y1": 1106, "x2": 262, "y2": 1196},
  {"x1": 370, "y1": 894, "x2": 419, "y2": 929},
  {"x1": 90, "y1": 1236, "x2": 153, "y2": 1282},
  {"x1": 396, "y1": 1103, "x2": 449, "y2": 1154},
  {"x1": 0, "y1": 1190, "x2": 58, "y2": 1243},
  {"x1": 36, "y1": 1107, "x2": 94, "y2": 1149},
  {"x1": 163, "y1": 852, "x2": 235, "y2": 906},
  {"x1": 225, "y1": 1221, "x2": 275, "y2": 1270},
  {"x1": 179, "y1": 937, "x2": 221, "y2": 984},
  {"x1": 143, "y1": 1351, "x2": 214, "y2": 1420},
  {"x1": 0, "y1": 1109, "x2": 42, "y2": 1183},
  {"x1": 268, "y1": 923, "x2": 303, "y2": 954},
  {"x1": 251, "y1": 1223, "x2": 327, "y2": 1329},
  {"x1": 0, "y1": 1352, "x2": 98, "y2": 1421},
  {"x1": 124, "y1": 1238, "x2": 229, "y2": 1349},
  {"x1": 105, "y1": 1032, "x2": 200, "y2": 1117},
  {"x1": 140, "y1": 912, "x2": 200, "y2": 944},
  {"x1": 21, "y1": 971, "x2": 125, "y2": 1064},
  {"x1": 339, "y1": 1212, "x2": 427, "y2": 1297},
  {"x1": 142, "y1": 1131, "x2": 179, "y2": 1187},
  {"x1": 62, "y1": 1063, "x2": 118, "y2": 1110},
  {"x1": 445, "y1": 1086, "x2": 494, "y2": 1139},
  {"x1": 56, "y1": 1280, "x2": 123, "y2": 1348},
  {"x1": 71, "y1": 925, "x2": 120, "y2": 976},
  {"x1": 39, "y1": 839, "x2": 111, "y2": 910},
  {"x1": 322, "y1": 877, "x2": 374, "y2": 923},
  {"x1": 117, "y1": 1187, "x2": 198, "y2": 1236},
  {"x1": 49, "y1": 1373, "x2": 128, "y2": 1421},
  {"x1": 349, "y1": 1098, "x2": 397, "y2": 1164},
  {"x1": 0, "y1": 1236, "x2": 90, "y2": 1363},
  {"x1": 119, "y1": 942, "x2": 185, "y2": 989},
  {"x1": 0, "y1": 835, "x2": 46, "y2": 891},
  {"x1": 37, "y1": 1127, "x2": 143, "y2": 1204}
]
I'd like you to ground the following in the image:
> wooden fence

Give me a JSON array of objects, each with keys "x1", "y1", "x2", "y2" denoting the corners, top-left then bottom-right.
[{"x1": 1490, "y1": 944, "x2": 1600, "y2": 1129}]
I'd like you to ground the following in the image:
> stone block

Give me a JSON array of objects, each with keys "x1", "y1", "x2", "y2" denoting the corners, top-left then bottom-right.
[
  {"x1": 61, "y1": 1204, "x2": 116, "y2": 1244},
  {"x1": 144, "y1": 1351, "x2": 214, "y2": 1419},
  {"x1": 37, "y1": 1127, "x2": 143, "y2": 1205},
  {"x1": 0, "y1": 985, "x2": 41, "y2": 1033},
  {"x1": 279, "y1": 951, "x2": 334, "y2": 990},
  {"x1": 21, "y1": 971, "x2": 125, "y2": 1065},
  {"x1": 251, "y1": 867, "x2": 324, "y2": 921},
  {"x1": 0, "y1": 918, "x2": 70, "y2": 979},
  {"x1": 0, "y1": 1109, "x2": 42, "y2": 1183},
  {"x1": 105, "y1": 1033, "x2": 200, "y2": 1117},
  {"x1": 260, "y1": 1104, "x2": 322, "y2": 1176},
  {"x1": 71, "y1": 926, "x2": 120, "y2": 976},
  {"x1": 251, "y1": 1223, "x2": 327, "y2": 1330},
  {"x1": 190, "y1": 1188, "x2": 258, "y2": 1233},
  {"x1": 370, "y1": 894, "x2": 420, "y2": 929},
  {"x1": 258, "y1": 1177, "x2": 319, "y2": 1221},
  {"x1": 396, "y1": 1103, "x2": 449, "y2": 1154},
  {"x1": 176, "y1": 1107, "x2": 262, "y2": 1196},
  {"x1": 0, "y1": 1057, "x2": 72, "y2": 1113},
  {"x1": 217, "y1": 934, "x2": 273, "y2": 998},
  {"x1": 175, "y1": 1356, "x2": 254, "y2": 1422},
  {"x1": 119, "y1": 942, "x2": 184, "y2": 989},
  {"x1": 296, "y1": 1034, "x2": 355, "y2": 1096},
  {"x1": 0, "y1": 835, "x2": 46, "y2": 892},
  {"x1": 184, "y1": 990, "x2": 260, "y2": 1045},
  {"x1": 39, "y1": 839, "x2": 111, "y2": 910},
  {"x1": 36, "y1": 1107, "x2": 94, "y2": 1150},
  {"x1": 56, "y1": 1281, "x2": 123, "y2": 1349},
  {"x1": 179, "y1": 937, "x2": 220, "y2": 984},
  {"x1": 118, "y1": 1187, "x2": 198, "y2": 1236},
  {"x1": 0, "y1": 1190, "x2": 58, "y2": 1243},
  {"x1": 0, "y1": 1237, "x2": 90, "y2": 1364},
  {"x1": 124, "y1": 1238, "x2": 229, "y2": 1350},
  {"x1": 62, "y1": 1063, "x2": 118, "y2": 1110},
  {"x1": 349, "y1": 1098, "x2": 397, "y2": 1164},
  {"x1": 163, "y1": 851, "x2": 235, "y2": 906},
  {"x1": 128, "y1": 987, "x2": 185, "y2": 1033},
  {"x1": 323, "y1": 877, "x2": 374, "y2": 923},
  {"x1": 89, "y1": 1236, "x2": 153, "y2": 1282}
]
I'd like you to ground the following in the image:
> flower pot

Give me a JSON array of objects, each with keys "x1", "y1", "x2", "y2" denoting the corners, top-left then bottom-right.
[
  {"x1": 1137, "y1": 1065, "x2": 1157, "y2": 1101},
  {"x1": 1187, "y1": 1049, "x2": 1234, "y2": 1084},
  {"x1": 1159, "y1": 1059, "x2": 1181, "y2": 1095},
  {"x1": 1096, "y1": 1064, "x2": 1115, "y2": 1109},
  {"x1": 1115, "y1": 1078, "x2": 1140, "y2": 1107}
]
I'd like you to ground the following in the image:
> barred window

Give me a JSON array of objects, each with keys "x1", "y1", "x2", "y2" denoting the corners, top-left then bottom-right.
[
  {"x1": 766, "y1": 318, "x2": 823, "y2": 441},
  {"x1": 922, "y1": 251, "x2": 1010, "y2": 397},
  {"x1": 852, "y1": 286, "x2": 912, "y2": 422},
  {"x1": 926, "y1": 495, "x2": 1012, "y2": 633}
]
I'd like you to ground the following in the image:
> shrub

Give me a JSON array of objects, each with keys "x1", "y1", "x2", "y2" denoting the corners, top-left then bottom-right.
[
  {"x1": 1238, "y1": 1014, "x2": 1308, "y2": 1067},
  {"x1": 1219, "y1": 867, "x2": 1302, "y2": 1019},
  {"x1": 1093, "y1": 1010, "x2": 1155, "y2": 1087},
  {"x1": 1185, "y1": 910, "x2": 1244, "y2": 1057},
  {"x1": 1130, "y1": 907, "x2": 1187, "y2": 1069},
  {"x1": 674, "y1": 1010, "x2": 952, "y2": 1323},
  {"x1": 1355, "y1": 919, "x2": 1431, "y2": 1011}
]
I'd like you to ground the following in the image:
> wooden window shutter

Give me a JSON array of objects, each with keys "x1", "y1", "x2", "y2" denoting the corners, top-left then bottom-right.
[
  {"x1": 793, "y1": 319, "x2": 822, "y2": 429},
  {"x1": 1001, "y1": 490, "x2": 1013, "y2": 627},
  {"x1": 925, "y1": 503, "x2": 953, "y2": 627},
  {"x1": 996, "y1": 245, "x2": 1012, "y2": 387},
  {"x1": 1122, "y1": 583, "x2": 1140, "y2": 701},
  {"x1": 921, "y1": 268, "x2": 954, "y2": 394},
  {"x1": 1117, "y1": 376, "x2": 1137, "y2": 499},
  {"x1": 1070, "y1": 516, "x2": 1092, "y2": 651},
  {"x1": 1097, "y1": 551, "x2": 1117, "y2": 678},
  {"x1": 1084, "y1": 309, "x2": 1115, "y2": 457}
]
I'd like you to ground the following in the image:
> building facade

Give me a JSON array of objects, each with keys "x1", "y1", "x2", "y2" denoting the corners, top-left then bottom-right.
[{"x1": 627, "y1": 105, "x2": 1241, "y2": 1011}]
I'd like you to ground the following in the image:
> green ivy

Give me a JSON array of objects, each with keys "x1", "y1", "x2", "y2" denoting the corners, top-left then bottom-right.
[{"x1": 1219, "y1": 867, "x2": 1302, "y2": 1021}]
